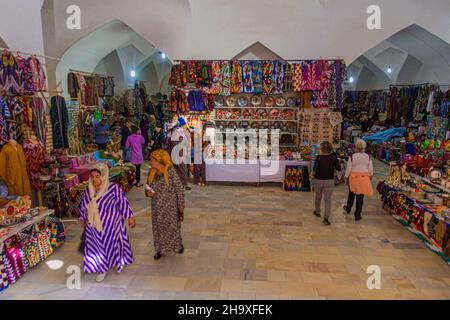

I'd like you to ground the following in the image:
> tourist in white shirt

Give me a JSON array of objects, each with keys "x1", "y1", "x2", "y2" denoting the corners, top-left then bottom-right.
[{"x1": 343, "y1": 139, "x2": 374, "y2": 221}]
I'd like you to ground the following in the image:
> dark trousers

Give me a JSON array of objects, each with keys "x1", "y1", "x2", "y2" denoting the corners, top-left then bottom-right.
[
  {"x1": 135, "y1": 164, "x2": 141, "y2": 184},
  {"x1": 346, "y1": 189, "x2": 364, "y2": 218}
]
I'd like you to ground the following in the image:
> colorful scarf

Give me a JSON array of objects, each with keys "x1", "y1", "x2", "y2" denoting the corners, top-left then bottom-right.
[
  {"x1": 242, "y1": 61, "x2": 253, "y2": 93},
  {"x1": 207, "y1": 61, "x2": 222, "y2": 94},
  {"x1": 220, "y1": 61, "x2": 231, "y2": 96},
  {"x1": 292, "y1": 63, "x2": 302, "y2": 92},
  {"x1": 283, "y1": 63, "x2": 293, "y2": 92},
  {"x1": 231, "y1": 60, "x2": 243, "y2": 94},
  {"x1": 252, "y1": 61, "x2": 263, "y2": 94},
  {"x1": 196, "y1": 61, "x2": 212, "y2": 87},
  {"x1": 273, "y1": 61, "x2": 285, "y2": 94},
  {"x1": 262, "y1": 61, "x2": 274, "y2": 95}
]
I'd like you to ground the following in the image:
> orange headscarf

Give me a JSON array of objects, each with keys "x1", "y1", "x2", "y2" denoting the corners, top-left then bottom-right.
[{"x1": 147, "y1": 149, "x2": 174, "y2": 186}]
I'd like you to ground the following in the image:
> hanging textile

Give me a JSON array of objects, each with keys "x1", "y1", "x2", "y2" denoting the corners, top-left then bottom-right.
[
  {"x1": 32, "y1": 97, "x2": 46, "y2": 145},
  {"x1": 187, "y1": 61, "x2": 197, "y2": 83},
  {"x1": 334, "y1": 60, "x2": 345, "y2": 111},
  {"x1": 0, "y1": 140, "x2": 32, "y2": 196},
  {"x1": 67, "y1": 72, "x2": 79, "y2": 99},
  {"x1": 283, "y1": 62, "x2": 293, "y2": 92},
  {"x1": 0, "y1": 250, "x2": 9, "y2": 292},
  {"x1": 16, "y1": 54, "x2": 34, "y2": 95},
  {"x1": 207, "y1": 61, "x2": 222, "y2": 94},
  {"x1": 196, "y1": 61, "x2": 212, "y2": 87},
  {"x1": 252, "y1": 61, "x2": 263, "y2": 94},
  {"x1": 168, "y1": 62, "x2": 187, "y2": 87},
  {"x1": 50, "y1": 96, "x2": 69, "y2": 149},
  {"x1": 220, "y1": 61, "x2": 231, "y2": 96},
  {"x1": 292, "y1": 63, "x2": 302, "y2": 92},
  {"x1": 0, "y1": 97, "x2": 10, "y2": 146},
  {"x1": 0, "y1": 52, "x2": 20, "y2": 94},
  {"x1": 169, "y1": 88, "x2": 188, "y2": 113},
  {"x1": 242, "y1": 61, "x2": 253, "y2": 93},
  {"x1": 187, "y1": 90, "x2": 207, "y2": 112},
  {"x1": 27, "y1": 56, "x2": 47, "y2": 92},
  {"x1": 23, "y1": 138, "x2": 45, "y2": 190},
  {"x1": 76, "y1": 73, "x2": 87, "y2": 105},
  {"x1": 272, "y1": 60, "x2": 285, "y2": 94},
  {"x1": 301, "y1": 61, "x2": 313, "y2": 91},
  {"x1": 231, "y1": 60, "x2": 243, "y2": 94},
  {"x1": 262, "y1": 61, "x2": 274, "y2": 95}
]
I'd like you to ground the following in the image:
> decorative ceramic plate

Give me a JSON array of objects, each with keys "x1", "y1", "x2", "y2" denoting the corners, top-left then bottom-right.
[
  {"x1": 270, "y1": 109, "x2": 280, "y2": 120},
  {"x1": 251, "y1": 122, "x2": 260, "y2": 129},
  {"x1": 241, "y1": 121, "x2": 250, "y2": 129},
  {"x1": 226, "y1": 97, "x2": 237, "y2": 107},
  {"x1": 216, "y1": 121, "x2": 226, "y2": 130},
  {"x1": 261, "y1": 121, "x2": 271, "y2": 130},
  {"x1": 264, "y1": 96, "x2": 275, "y2": 108},
  {"x1": 256, "y1": 109, "x2": 268, "y2": 119},
  {"x1": 428, "y1": 168, "x2": 443, "y2": 181},
  {"x1": 238, "y1": 96, "x2": 248, "y2": 107},
  {"x1": 214, "y1": 96, "x2": 225, "y2": 107},
  {"x1": 228, "y1": 122, "x2": 238, "y2": 129},
  {"x1": 287, "y1": 97, "x2": 297, "y2": 107},
  {"x1": 275, "y1": 97, "x2": 286, "y2": 107},
  {"x1": 251, "y1": 95, "x2": 262, "y2": 106}
]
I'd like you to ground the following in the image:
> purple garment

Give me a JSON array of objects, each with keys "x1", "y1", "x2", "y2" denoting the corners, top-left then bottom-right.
[
  {"x1": 125, "y1": 134, "x2": 145, "y2": 165},
  {"x1": 79, "y1": 184, "x2": 134, "y2": 273},
  {"x1": 187, "y1": 90, "x2": 206, "y2": 111}
]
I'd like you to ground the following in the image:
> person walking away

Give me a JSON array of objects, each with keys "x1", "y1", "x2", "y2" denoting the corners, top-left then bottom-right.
[
  {"x1": 146, "y1": 149, "x2": 185, "y2": 260},
  {"x1": 311, "y1": 141, "x2": 341, "y2": 226},
  {"x1": 79, "y1": 164, "x2": 136, "y2": 282},
  {"x1": 125, "y1": 126, "x2": 145, "y2": 187},
  {"x1": 344, "y1": 139, "x2": 374, "y2": 221},
  {"x1": 121, "y1": 118, "x2": 132, "y2": 162},
  {"x1": 94, "y1": 117, "x2": 111, "y2": 151},
  {"x1": 140, "y1": 114, "x2": 151, "y2": 158}
]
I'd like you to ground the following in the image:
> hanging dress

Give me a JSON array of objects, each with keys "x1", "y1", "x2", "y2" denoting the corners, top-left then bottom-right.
[
  {"x1": 50, "y1": 96, "x2": 69, "y2": 149},
  {"x1": 207, "y1": 61, "x2": 222, "y2": 94},
  {"x1": 27, "y1": 56, "x2": 47, "y2": 92},
  {"x1": 23, "y1": 138, "x2": 45, "y2": 190},
  {"x1": 272, "y1": 60, "x2": 285, "y2": 94},
  {"x1": 0, "y1": 52, "x2": 20, "y2": 94},
  {"x1": 242, "y1": 61, "x2": 253, "y2": 93},
  {"x1": 220, "y1": 61, "x2": 231, "y2": 96},
  {"x1": 231, "y1": 60, "x2": 243, "y2": 94},
  {"x1": 262, "y1": 61, "x2": 274, "y2": 95}
]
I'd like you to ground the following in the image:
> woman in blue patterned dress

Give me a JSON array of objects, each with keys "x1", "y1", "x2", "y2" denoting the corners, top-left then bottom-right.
[{"x1": 79, "y1": 164, "x2": 136, "y2": 282}]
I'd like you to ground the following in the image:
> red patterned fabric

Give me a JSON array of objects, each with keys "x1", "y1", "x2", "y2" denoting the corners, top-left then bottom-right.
[
  {"x1": 231, "y1": 60, "x2": 243, "y2": 94},
  {"x1": 23, "y1": 138, "x2": 45, "y2": 190},
  {"x1": 262, "y1": 61, "x2": 274, "y2": 94}
]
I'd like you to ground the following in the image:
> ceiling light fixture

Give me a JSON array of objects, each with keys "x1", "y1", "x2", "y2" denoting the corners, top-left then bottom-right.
[
  {"x1": 387, "y1": 66, "x2": 392, "y2": 74},
  {"x1": 161, "y1": 52, "x2": 166, "y2": 59},
  {"x1": 349, "y1": 76, "x2": 354, "y2": 83},
  {"x1": 130, "y1": 68, "x2": 136, "y2": 78}
]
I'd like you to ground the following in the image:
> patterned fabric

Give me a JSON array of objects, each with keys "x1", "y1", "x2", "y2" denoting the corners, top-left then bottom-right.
[
  {"x1": 169, "y1": 88, "x2": 188, "y2": 113},
  {"x1": 79, "y1": 183, "x2": 134, "y2": 273},
  {"x1": 16, "y1": 55, "x2": 34, "y2": 95},
  {"x1": 284, "y1": 165, "x2": 311, "y2": 192},
  {"x1": 22, "y1": 231, "x2": 41, "y2": 269},
  {"x1": 0, "y1": 250, "x2": 9, "y2": 292},
  {"x1": 36, "y1": 222, "x2": 53, "y2": 261},
  {"x1": 23, "y1": 138, "x2": 46, "y2": 190},
  {"x1": 187, "y1": 61, "x2": 197, "y2": 83},
  {"x1": 273, "y1": 61, "x2": 285, "y2": 94},
  {"x1": 220, "y1": 61, "x2": 231, "y2": 96},
  {"x1": 196, "y1": 61, "x2": 212, "y2": 87},
  {"x1": 242, "y1": 61, "x2": 253, "y2": 93},
  {"x1": 31, "y1": 98, "x2": 46, "y2": 145},
  {"x1": 252, "y1": 61, "x2": 263, "y2": 94},
  {"x1": 283, "y1": 63, "x2": 293, "y2": 92},
  {"x1": 292, "y1": 63, "x2": 302, "y2": 92},
  {"x1": 27, "y1": 57, "x2": 47, "y2": 92},
  {"x1": 49, "y1": 221, "x2": 66, "y2": 248},
  {"x1": 3, "y1": 236, "x2": 27, "y2": 284},
  {"x1": 231, "y1": 60, "x2": 243, "y2": 94},
  {"x1": 187, "y1": 90, "x2": 207, "y2": 112},
  {"x1": 0, "y1": 97, "x2": 10, "y2": 146},
  {"x1": 207, "y1": 61, "x2": 222, "y2": 94},
  {"x1": 262, "y1": 61, "x2": 274, "y2": 95},
  {"x1": 149, "y1": 168, "x2": 184, "y2": 254},
  {"x1": 50, "y1": 96, "x2": 69, "y2": 149},
  {"x1": 168, "y1": 63, "x2": 187, "y2": 87},
  {"x1": 0, "y1": 52, "x2": 20, "y2": 94}
]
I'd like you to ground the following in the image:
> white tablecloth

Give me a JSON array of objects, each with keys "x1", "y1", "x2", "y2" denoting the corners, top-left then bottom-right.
[
  {"x1": 206, "y1": 160, "x2": 310, "y2": 183},
  {"x1": 206, "y1": 161, "x2": 260, "y2": 182},
  {"x1": 260, "y1": 160, "x2": 311, "y2": 183}
]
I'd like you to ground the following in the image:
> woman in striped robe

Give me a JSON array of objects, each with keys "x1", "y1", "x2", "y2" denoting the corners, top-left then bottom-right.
[{"x1": 79, "y1": 164, "x2": 136, "y2": 283}]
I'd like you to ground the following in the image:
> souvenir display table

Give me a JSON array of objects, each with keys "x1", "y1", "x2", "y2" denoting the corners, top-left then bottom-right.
[{"x1": 377, "y1": 179, "x2": 450, "y2": 264}]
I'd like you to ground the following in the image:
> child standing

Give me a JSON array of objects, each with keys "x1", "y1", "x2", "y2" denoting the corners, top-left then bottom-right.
[{"x1": 126, "y1": 126, "x2": 145, "y2": 187}]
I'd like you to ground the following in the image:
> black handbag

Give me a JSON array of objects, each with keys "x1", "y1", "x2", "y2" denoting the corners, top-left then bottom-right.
[{"x1": 78, "y1": 230, "x2": 86, "y2": 254}]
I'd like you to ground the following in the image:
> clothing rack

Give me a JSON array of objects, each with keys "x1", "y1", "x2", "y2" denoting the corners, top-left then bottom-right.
[
  {"x1": 0, "y1": 47, "x2": 61, "y2": 62},
  {"x1": 69, "y1": 69, "x2": 114, "y2": 78}
]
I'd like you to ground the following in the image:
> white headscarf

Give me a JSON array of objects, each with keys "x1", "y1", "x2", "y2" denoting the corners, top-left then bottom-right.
[{"x1": 87, "y1": 164, "x2": 109, "y2": 233}]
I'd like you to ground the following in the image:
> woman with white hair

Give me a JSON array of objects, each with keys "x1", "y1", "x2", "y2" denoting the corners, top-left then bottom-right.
[{"x1": 344, "y1": 139, "x2": 374, "y2": 221}]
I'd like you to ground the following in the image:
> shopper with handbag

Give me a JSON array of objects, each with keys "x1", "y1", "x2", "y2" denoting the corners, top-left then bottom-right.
[
  {"x1": 344, "y1": 139, "x2": 374, "y2": 221},
  {"x1": 311, "y1": 141, "x2": 341, "y2": 226},
  {"x1": 146, "y1": 149, "x2": 185, "y2": 260}
]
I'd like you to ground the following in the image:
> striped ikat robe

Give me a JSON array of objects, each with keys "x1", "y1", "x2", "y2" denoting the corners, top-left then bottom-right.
[{"x1": 79, "y1": 183, "x2": 134, "y2": 273}]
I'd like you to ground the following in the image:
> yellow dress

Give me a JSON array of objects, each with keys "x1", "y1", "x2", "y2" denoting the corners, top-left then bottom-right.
[{"x1": 0, "y1": 142, "x2": 32, "y2": 196}]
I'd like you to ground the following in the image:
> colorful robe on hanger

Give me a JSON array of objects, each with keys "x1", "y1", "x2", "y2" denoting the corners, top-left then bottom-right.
[
  {"x1": 169, "y1": 63, "x2": 187, "y2": 88},
  {"x1": 169, "y1": 88, "x2": 188, "y2": 113},
  {"x1": 0, "y1": 52, "x2": 20, "y2": 94},
  {"x1": 0, "y1": 97, "x2": 10, "y2": 146},
  {"x1": 50, "y1": 96, "x2": 69, "y2": 149},
  {"x1": 23, "y1": 138, "x2": 45, "y2": 190},
  {"x1": 220, "y1": 61, "x2": 231, "y2": 96},
  {"x1": 27, "y1": 56, "x2": 47, "y2": 92},
  {"x1": 242, "y1": 61, "x2": 253, "y2": 93},
  {"x1": 252, "y1": 61, "x2": 263, "y2": 94},
  {"x1": 187, "y1": 61, "x2": 197, "y2": 83},
  {"x1": 196, "y1": 61, "x2": 212, "y2": 87},
  {"x1": 262, "y1": 61, "x2": 274, "y2": 95},
  {"x1": 0, "y1": 141, "x2": 32, "y2": 196},
  {"x1": 301, "y1": 61, "x2": 313, "y2": 91},
  {"x1": 272, "y1": 60, "x2": 285, "y2": 94},
  {"x1": 16, "y1": 55, "x2": 34, "y2": 95},
  {"x1": 292, "y1": 63, "x2": 302, "y2": 92},
  {"x1": 231, "y1": 60, "x2": 243, "y2": 94},
  {"x1": 206, "y1": 61, "x2": 222, "y2": 94}
]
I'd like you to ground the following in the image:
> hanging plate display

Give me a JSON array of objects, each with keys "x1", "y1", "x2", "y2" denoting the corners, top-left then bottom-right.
[
  {"x1": 428, "y1": 168, "x2": 444, "y2": 182},
  {"x1": 275, "y1": 96, "x2": 286, "y2": 107},
  {"x1": 216, "y1": 121, "x2": 226, "y2": 130},
  {"x1": 251, "y1": 122, "x2": 260, "y2": 129},
  {"x1": 226, "y1": 97, "x2": 237, "y2": 107},
  {"x1": 256, "y1": 109, "x2": 268, "y2": 120},
  {"x1": 251, "y1": 95, "x2": 262, "y2": 107},
  {"x1": 270, "y1": 109, "x2": 280, "y2": 120},
  {"x1": 228, "y1": 122, "x2": 238, "y2": 129},
  {"x1": 264, "y1": 96, "x2": 275, "y2": 107},
  {"x1": 214, "y1": 96, "x2": 225, "y2": 107},
  {"x1": 261, "y1": 121, "x2": 271, "y2": 130},
  {"x1": 238, "y1": 96, "x2": 248, "y2": 107},
  {"x1": 287, "y1": 97, "x2": 297, "y2": 107},
  {"x1": 241, "y1": 121, "x2": 250, "y2": 129}
]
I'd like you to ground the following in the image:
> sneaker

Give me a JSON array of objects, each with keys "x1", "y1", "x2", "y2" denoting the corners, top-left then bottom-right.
[
  {"x1": 154, "y1": 252, "x2": 162, "y2": 260},
  {"x1": 343, "y1": 205, "x2": 351, "y2": 214},
  {"x1": 313, "y1": 211, "x2": 321, "y2": 218},
  {"x1": 95, "y1": 272, "x2": 108, "y2": 283},
  {"x1": 322, "y1": 219, "x2": 331, "y2": 226}
]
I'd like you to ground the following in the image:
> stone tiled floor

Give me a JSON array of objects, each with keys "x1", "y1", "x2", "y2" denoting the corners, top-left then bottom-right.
[{"x1": 1, "y1": 161, "x2": 450, "y2": 300}]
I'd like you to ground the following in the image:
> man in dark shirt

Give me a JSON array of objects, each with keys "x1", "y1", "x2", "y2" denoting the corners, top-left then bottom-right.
[
  {"x1": 94, "y1": 117, "x2": 111, "y2": 150},
  {"x1": 121, "y1": 118, "x2": 133, "y2": 162}
]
